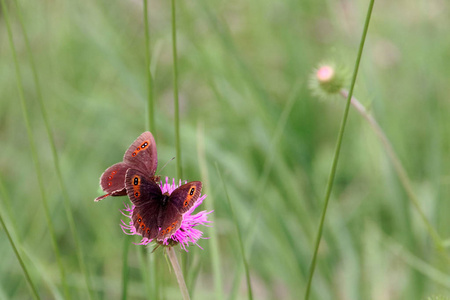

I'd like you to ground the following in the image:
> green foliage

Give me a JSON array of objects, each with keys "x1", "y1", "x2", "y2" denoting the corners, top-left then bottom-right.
[{"x1": 1, "y1": 0, "x2": 450, "y2": 299}]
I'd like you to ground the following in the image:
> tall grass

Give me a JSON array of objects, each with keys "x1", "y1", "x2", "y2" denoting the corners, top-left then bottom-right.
[
  {"x1": 0, "y1": 198, "x2": 39, "y2": 300},
  {"x1": 1, "y1": 0, "x2": 69, "y2": 297},
  {"x1": 1, "y1": 0, "x2": 450, "y2": 299}
]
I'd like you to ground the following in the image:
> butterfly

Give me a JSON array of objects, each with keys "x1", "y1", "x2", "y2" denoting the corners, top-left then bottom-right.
[
  {"x1": 125, "y1": 169, "x2": 202, "y2": 241},
  {"x1": 95, "y1": 131, "x2": 158, "y2": 202},
  {"x1": 96, "y1": 131, "x2": 203, "y2": 241}
]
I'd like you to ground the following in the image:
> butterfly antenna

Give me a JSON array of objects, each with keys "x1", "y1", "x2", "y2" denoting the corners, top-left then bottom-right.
[{"x1": 158, "y1": 157, "x2": 175, "y2": 174}]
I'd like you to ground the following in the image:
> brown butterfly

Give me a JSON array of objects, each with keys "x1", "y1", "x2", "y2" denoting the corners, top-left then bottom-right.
[
  {"x1": 95, "y1": 131, "x2": 158, "y2": 201},
  {"x1": 125, "y1": 169, "x2": 203, "y2": 241}
]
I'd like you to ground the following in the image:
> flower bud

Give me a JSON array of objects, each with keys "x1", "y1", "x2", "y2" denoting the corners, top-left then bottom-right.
[{"x1": 309, "y1": 62, "x2": 348, "y2": 99}]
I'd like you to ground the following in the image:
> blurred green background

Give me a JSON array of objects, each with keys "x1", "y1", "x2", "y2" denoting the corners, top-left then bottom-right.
[{"x1": 1, "y1": 0, "x2": 450, "y2": 299}]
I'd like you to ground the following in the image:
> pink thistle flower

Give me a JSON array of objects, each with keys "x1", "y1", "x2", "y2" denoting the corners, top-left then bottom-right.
[{"x1": 120, "y1": 177, "x2": 212, "y2": 251}]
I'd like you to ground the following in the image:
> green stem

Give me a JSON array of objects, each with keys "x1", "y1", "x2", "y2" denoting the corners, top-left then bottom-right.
[
  {"x1": 137, "y1": 247, "x2": 152, "y2": 298},
  {"x1": 171, "y1": 0, "x2": 182, "y2": 180},
  {"x1": 148, "y1": 251, "x2": 159, "y2": 300},
  {"x1": 216, "y1": 165, "x2": 253, "y2": 300},
  {"x1": 171, "y1": 0, "x2": 186, "y2": 275},
  {"x1": 143, "y1": 0, "x2": 155, "y2": 132},
  {"x1": 196, "y1": 125, "x2": 224, "y2": 300},
  {"x1": 13, "y1": 0, "x2": 94, "y2": 298},
  {"x1": 226, "y1": 81, "x2": 302, "y2": 300},
  {"x1": 340, "y1": 90, "x2": 447, "y2": 254},
  {"x1": 166, "y1": 247, "x2": 190, "y2": 300},
  {"x1": 0, "y1": 211, "x2": 40, "y2": 300},
  {"x1": 304, "y1": 0, "x2": 375, "y2": 299},
  {"x1": 121, "y1": 237, "x2": 130, "y2": 300},
  {"x1": 0, "y1": 1, "x2": 70, "y2": 298}
]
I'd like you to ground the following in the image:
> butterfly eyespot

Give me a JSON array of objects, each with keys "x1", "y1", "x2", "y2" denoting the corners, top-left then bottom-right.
[
  {"x1": 138, "y1": 218, "x2": 142, "y2": 222},
  {"x1": 132, "y1": 152, "x2": 137, "y2": 157},
  {"x1": 135, "y1": 192, "x2": 140, "y2": 197},
  {"x1": 111, "y1": 171, "x2": 117, "y2": 175},
  {"x1": 141, "y1": 142, "x2": 148, "y2": 148},
  {"x1": 141, "y1": 224, "x2": 145, "y2": 229},
  {"x1": 189, "y1": 188, "x2": 195, "y2": 195},
  {"x1": 107, "y1": 182, "x2": 112, "y2": 186},
  {"x1": 184, "y1": 200, "x2": 189, "y2": 207},
  {"x1": 133, "y1": 177, "x2": 139, "y2": 185},
  {"x1": 108, "y1": 176, "x2": 112, "y2": 180},
  {"x1": 147, "y1": 229, "x2": 150, "y2": 234}
]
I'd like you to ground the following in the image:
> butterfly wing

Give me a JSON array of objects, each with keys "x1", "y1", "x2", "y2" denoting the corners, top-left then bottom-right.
[
  {"x1": 95, "y1": 132, "x2": 157, "y2": 201},
  {"x1": 156, "y1": 181, "x2": 203, "y2": 241},
  {"x1": 95, "y1": 162, "x2": 130, "y2": 201},
  {"x1": 125, "y1": 168, "x2": 162, "y2": 240},
  {"x1": 156, "y1": 202, "x2": 183, "y2": 241},
  {"x1": 123, "y1": 131, "x2": 158, "y2": 176},
  {"x1": 168, "y1": 181, "x2": 203, "y2": 214}
]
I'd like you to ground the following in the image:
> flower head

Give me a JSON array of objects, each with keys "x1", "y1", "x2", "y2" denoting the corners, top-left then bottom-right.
[
  {"x1": 309, "y1": 62, "x2": 348, "y2": 99},
  {"x1": 120, "y1": 177, "x2": 212, "y2": 251}
]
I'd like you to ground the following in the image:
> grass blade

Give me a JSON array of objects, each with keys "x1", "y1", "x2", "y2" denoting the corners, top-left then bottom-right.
[
  {"x1": 121, "y1": 237, "x2": 130, "y2": 300},
  {"x1": 171, "y1": 0, "x2": 182, "y2": 180},
  {"x1": 216, "y1": 164, "x2": 253, "y2": 300},
  {"x1": 197, "y1": 124, "x2": 224, "y2": 300},
  {"x1": 0, "y1": 202, "x2": 40, "y2": 300},
  {"x1": 0, "y1": 1, "x2": 70, "y2": 298},
  {"x1": 227, "y1": 81, "x2": 302, "y2": 300},
  {"x1": 13, "y1": 0, "x2": 95, "y2": 297},
  {"x1": 304, "y1": 0, "x2": 375, "y2": 298},
  {"x1": 143, "y1": 0, "x2": 155, "y2": 132}
]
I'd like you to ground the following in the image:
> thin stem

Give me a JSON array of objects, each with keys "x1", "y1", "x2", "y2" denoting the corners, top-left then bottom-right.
[
  {"x1": 1, "y1": 1, "x2": 70, "y2": 298},
  {"x1": 137, "y1": 247, "x2": 152, "y2": 297},
  {"x1": 196, "y1": 124, "x2": 224, "y2": 300},
  {"x1": 143, "y1": 0, "x2": 155, "y2": 132},
  {"x1": 304, "y1": 0, "x2": 375, "y2": 299},
  {"x1": 171, "y1": 0, "x2": 182, "y2": 180},
  {"x1": 148, "y1": 251, "x2": 159, "y2": 300},
  {"x1": 340, "y1": 90, "x2": 447, "y2": 253},
  {"x1": 166, "y1": 247, "x2": 190, "y2": 300},
  {"x1": 13, "y1": 0, "x2": 94, "y2": 297},
  {"x1": 0, "y1": 211, "x2": 40, "y2": 300},
  {"x1": 121, "y1": 237, "x2": 130, "y2": 300},
  {"x1": 216, "y1": 164, "x2": 253, "y2": 300},
  {"x1": 227, "y1": 81, "x2": 302, "y2": 300},
  {"x1": 171, "y1": 0, "x2": 186, "y2": 275}
]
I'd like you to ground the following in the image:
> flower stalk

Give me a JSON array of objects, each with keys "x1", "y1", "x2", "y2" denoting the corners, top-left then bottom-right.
[
  {"x1": 167, "y1": 247, "x2": 190, "y2": 300},
  {"x1": 340, "y1": 89, "x2": 446, "y2": 254}
]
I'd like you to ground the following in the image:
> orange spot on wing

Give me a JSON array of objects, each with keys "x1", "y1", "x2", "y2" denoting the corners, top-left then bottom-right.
[{"x1": 183, "y1": 195, "x2": 194, "y2": 207}]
